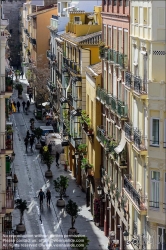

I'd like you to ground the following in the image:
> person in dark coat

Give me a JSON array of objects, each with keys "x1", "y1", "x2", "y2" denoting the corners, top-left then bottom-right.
[
  {"x1": 17, "y1": 101, "x2": 20, "y2": 112},
  {"x1": 30, "y1": 136, "x2": 35, "y2": 151},
  {"x1": 26, "y1": 130, "x2": 30, "y2": 139},
  {"x1": 24, "y1": 137, "x2": 29, "y2": 152},
  {"x1": 22, "y1": 101, "x2": 26, "y2": 112},
  {"x1": 46, "y1": 189, "x2": 51, "y2": 206},
  {"x1": 20, "y1": 71, "x2": 24, "y2": 79},
  {"x1": 38, "y1": 189, "x2": 45, "y2": 206},
  {"x1": 27, "y1": 100, "x2": 30, "y2": 110},
  {"x1": 55, "y1": 151, "x2": 60, "y2": 166},
  {"x1": 29, "y1": 93, "x2": 32, "y2": 103}
]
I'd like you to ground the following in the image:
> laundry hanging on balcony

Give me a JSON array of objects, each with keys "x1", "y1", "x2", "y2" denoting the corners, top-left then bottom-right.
[{"x1": 114, "y1": 130, "x2": 126, "y2": 154}]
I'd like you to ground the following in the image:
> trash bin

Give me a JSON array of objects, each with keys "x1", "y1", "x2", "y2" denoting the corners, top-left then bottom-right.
[{"x1": 6, "y1": 156, "x2": 10, "y2": 174}]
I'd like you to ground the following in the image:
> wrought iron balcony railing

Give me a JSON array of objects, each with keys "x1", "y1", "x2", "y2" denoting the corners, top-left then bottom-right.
[
  {"x1": 117, "y1": 100, "x2": 128, "y2": 118},
  {"x1": 124, "y1": 122, "x2": 132, "y2": 141},
  {"x1": 133, "y1": 128, "x2": 146, "y2": 151},
  {"x1": 96, "y1": 126, "x2": 111, "y2": 147},
  {"x1": 134, "y1": 76, "x2": 147, "y2": 95},
  {"x1": 125, "y1": 71, "x2": 132, "y2": 88},
  {"x1": 68, "y1": 94, "x2": 73, "y2": 106},
  {"x1": 124, "y1": 175, "x2": 147, "y2": 211}
]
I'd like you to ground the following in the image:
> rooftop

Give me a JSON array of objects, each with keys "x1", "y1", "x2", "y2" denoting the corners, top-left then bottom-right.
[
  {"x1": 86, "y1": 62, "x2": 102, "y2": 77},
  {"x1": 29, "y1": 7, "x2": 57, "y2": 17},
  {"x1": 60, "y1": 31, "x2": 102, "y2": 45}
]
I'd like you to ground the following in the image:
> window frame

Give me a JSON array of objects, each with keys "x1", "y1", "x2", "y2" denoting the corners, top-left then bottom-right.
[
  {"x1": 150, "y1": 117, "x2": 160, "y2": 147},
  {"x1": 150, "y1": 171, "x2": 160, "y2": 209},
  {"x1": 157, "y1": 227, "x2": 166, "y2": 250}
]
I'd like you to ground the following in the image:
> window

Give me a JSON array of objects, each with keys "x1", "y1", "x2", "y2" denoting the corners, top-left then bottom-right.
[
  {"x1": 157, "y1": 227, "x2": 166, "y2": 250},
  {"x1": 150, "y1": 171, "x2": 160, "y2": 208},
  {"x1": 164, "y1": 119, "x2": 166, "y2": 147},
  {"x1": 58, "y1": 3, "x2": 60, "y2": 13},
  {"x1": 150, "y1": 118, "x2": 159, "y2": 146},
  {"x1": 103, "y1": 25, "x2": 106, "y2": 44},
  {"x1": 108, "y1": 26, "x2": 112, "y2": 47},
  {"x1": 113, "y1": 0, "x2": 117, "y2": 6}
]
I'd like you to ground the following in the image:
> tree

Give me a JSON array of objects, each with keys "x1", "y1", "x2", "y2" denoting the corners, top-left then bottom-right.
[
  {"x1": 53, "y1": 175, "x2": 69, "y2": 200},
  {"x1": 15, "y1": 199, "x2": 28, "y2": 225},
  {"x1": 34, "y1": 127, "x2": 43, "y2": 143},
  {"x1": 42, "y1": 148, "x2": 54, "y2": 172},
  {"x1": 27, "y1": 55, "x2": 50, "y2": 107},
  {"x1": 66, "y1": 199, "x2": 80, "y2": 229}
]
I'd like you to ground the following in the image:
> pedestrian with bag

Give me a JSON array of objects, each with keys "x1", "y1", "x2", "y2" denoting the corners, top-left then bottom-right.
[
  {"x1": 24, "y1": 137, "x2": 29, "y2": 152},
  {"x1": 46, "y1": 189, "x2": 51, "y2": 206},
  {"x1": 38, "y1": 189, "x2": 45, "y2": 207},
  {"x1": 22, "y1": 100, "x2": 26, "y2": 112},
  {"x1": 17, "y1": 101, "x2": 20, "y2": 112}
]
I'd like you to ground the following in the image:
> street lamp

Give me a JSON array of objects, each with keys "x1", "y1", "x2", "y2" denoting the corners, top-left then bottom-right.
[
  {"x1": 97, "y1": 185, "x2": 102, "y2": 195},
  {"x1": 123, "y1": 230, "x2": 129, "y2": 241}
]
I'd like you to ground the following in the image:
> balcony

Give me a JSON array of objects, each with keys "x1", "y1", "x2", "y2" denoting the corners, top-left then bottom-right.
[
  {"x1": 6, "y1": 190, "x2": 14, "y2": 212},
  {"x1": 133, "y1": 76, "x2": 147, "y2": 99},
  {"x1": 0, "y1": 132, "x2": 13, "y2": 154},
  {"x1": 110, "y1": 96, "x2": 117, "y2": 112},
  {"x1": 123, "y1": 175, "x2": 147, "y2": 215},
  {"x1": 96, "y1": 86, "x2": 112, "y2": 107},
  {"x1": 117, "y1": 100, "x2": 128, "y2": 119},
  {"x1": 68, "y1": 94, "x2": 73, "y2": 106},
  {"x1": 124, "y1": 122, "x2": 132, "y2": 141},
  {"x1": 113, "y1": 50, "x2": 118, "y2": 65},
  {"x1": 117, "y1": 52, "x2": 128, "y2": 69},
  {"x1": 133, "y1": 129, "x2": 147, "y2": 155},
  {"x1": 114, "y1": 150, "x2": 127, "y2": 169},
  {"x1": 125, "y1": 71, "x2": 132, "y2": 89},
  {"x1": 96, "y1": 126, "x2": 111, "y2": 147}
]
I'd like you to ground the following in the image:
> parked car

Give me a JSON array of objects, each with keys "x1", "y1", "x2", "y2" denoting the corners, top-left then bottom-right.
[{"x1": 40, "y1": 126, "x2": 54, "y2": 145}]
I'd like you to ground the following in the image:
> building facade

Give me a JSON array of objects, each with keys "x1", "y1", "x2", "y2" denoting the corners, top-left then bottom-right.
[
  {"x1": 98, "y1": 0, "x2": 130, "y2": 249},
  {"x1": 0, "y1": 3, "x2": 14, "y2": 249}
]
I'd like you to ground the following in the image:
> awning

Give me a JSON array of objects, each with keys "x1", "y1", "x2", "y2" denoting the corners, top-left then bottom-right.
[{"x1": 114, "y1": 130, "x2": 126, "y2": 154}]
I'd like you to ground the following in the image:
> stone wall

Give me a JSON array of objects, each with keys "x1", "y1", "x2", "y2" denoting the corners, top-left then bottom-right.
[{"x1": 3, "y1": 0, "x2": 25, "y2": 68}]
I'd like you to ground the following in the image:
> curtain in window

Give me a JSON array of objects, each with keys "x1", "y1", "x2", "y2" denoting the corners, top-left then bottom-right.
[
  {"x1": 151, "y1": 171, "x2": 160, "y2": 208},
  {"x1": 152, "y1": 119, "x2": 159, "y2": 144}
]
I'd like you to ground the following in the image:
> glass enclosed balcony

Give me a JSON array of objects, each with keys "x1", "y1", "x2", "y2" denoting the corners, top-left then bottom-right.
[
  {"x1": 117, "y1": 100, "x2": 128, "y2": 119},
  {"x1": 107, "y1": 49, "x2": 114, "y2": 62},
  {"x1": 117, "y1": 52, "x2": 128, "y2": 69},
  {"x1": 113, "y1": 50, "x2": 118, "y2": 64},
  {"x1": 96, "y1": 86, "x2": 101, "y2": 100},
  {"x1": 111, "y1": 96, "x2": 117, "y2": 112},
  {"x1": 123, "y1": 174, "x2": 147, "y2": 214},
  {"x1": 105, "y1": 94, "x2": 112, "y2": 106},
  {"x1": 96, "y1": 126, "x2": 111, "y2": 146}
]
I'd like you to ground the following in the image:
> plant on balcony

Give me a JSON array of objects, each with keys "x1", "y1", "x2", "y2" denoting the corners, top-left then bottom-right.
[
  {"x1": 77, "y1": 143, "x2": 87, "y2": 155},
  {"x1": 42, "y1": 148, "x2": 54, "y2": 177},
  {"x1": 66, "y1": 199, "x2": 80, "y2": 235},
  {"x1": 15, "y1": 199, "x2": 28, "y2": 232},
  {"x1": 14, "y1": 70, "x2": 20, "y2": 80},
  {"x1": 6, "y1": 77, "x2": 13, "y2": 91},
  {"x1": 81, "y1": 157, "x2": 88, "y2": 169},
  {"x1": 53, "y1": 175, "x2": 69, "y2": 207}
]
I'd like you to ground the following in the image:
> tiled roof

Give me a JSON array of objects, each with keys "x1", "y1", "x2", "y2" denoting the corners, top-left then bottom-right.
[
  {"x1": 29, "y1": 7, "x2": 56, "y2": 17},
  {"x1": 86, "y1": 62, "x2": 102, "y2": 77},
  {"x1": 60, "y1": 31, "x2": 102, "y2": 45}
]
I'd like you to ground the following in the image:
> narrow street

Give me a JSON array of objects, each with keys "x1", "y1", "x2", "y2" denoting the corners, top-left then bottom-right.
[{"x1": 11, "y1": 83, "x2": 108, "y2": 250}]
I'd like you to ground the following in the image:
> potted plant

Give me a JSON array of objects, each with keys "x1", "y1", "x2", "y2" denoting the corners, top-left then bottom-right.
[
  {"x1": 53, "y1": 175, "x2": 69, "y2": 207},
  {"x1": 15, "y1": 83, "x2": 23, "y2": 98},
  {"x1": 64, "y1": 160, "x2": 69, "y2": 171},
  {"x1": 66, "y1": 199, "x2": 80, "y2": 235},
  {"x1": 81, "y1": 157, "x2": 88, "y2": 169},
  {"x1": 77, "y1": 143, "x2": 87, "y2": 155},
  {"x1": 34, "y1": 127, "x2": 43, "y2": 149},
  {"x1": 5, "y1": 77, "x2": 13, "y2": 91},
  {"x1": 14, "y1": 70, "x2": 20, "y2": 81},
  {"x1": 15, "y1": 199, "x2": 28, "y2": 232},
  {"x1": 42, "y1": 148, "x2": 54, "y2": 177}
]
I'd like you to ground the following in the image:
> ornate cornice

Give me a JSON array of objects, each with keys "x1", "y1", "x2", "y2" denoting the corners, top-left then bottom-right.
[{"x1": 101, "y1": 12, "x2": 129, "y2": 22}]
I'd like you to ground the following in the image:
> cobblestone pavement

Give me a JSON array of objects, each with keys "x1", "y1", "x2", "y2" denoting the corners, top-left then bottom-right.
[{"x1": 10, "y1": 81, "x2": 108, "y2": 250}]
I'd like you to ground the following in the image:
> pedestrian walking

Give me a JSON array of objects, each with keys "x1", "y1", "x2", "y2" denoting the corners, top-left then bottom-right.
[
  {"x1": 29, "y1": 93, "x2": 32, "y2": 103},
  {"x1": 46, "y1": 189, "x2": 51, "y2": 206},
  {"x1": 26, "y1": 130, "x2": 30, "y2": 139},
  {"x1": 17, "y1": 101, "x2": 20, "y2": 112},
  {"x1": 30, "y1": 136, "x2": 35, "y2": 151},
  {"x1": 24, "y1": 137, "x2": 29, "y2": 152},
  {"x1": 27, "y1": 100, "x2": 30, "y2": 110},
  {"x1": 48, "y1": 142, "x2": 52, "y2": 154},
  {"x1": 20, "y1": 71, "x2": 24, "y2": 79},
  {"x1": 55, "y1": 151, "x2": 60, "y2": 166},
  {"x1": 38, "y1": 189, "x2": 45, "y2": 206},
  {"x1": 22, "y1": 101, "x2": 26, "y2": 112}
]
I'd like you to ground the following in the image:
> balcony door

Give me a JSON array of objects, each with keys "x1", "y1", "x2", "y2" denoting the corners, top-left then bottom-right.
[
  {"x1": 133, "y1": 98, "x2": 138, "y2": 129},
  {"x1": 113, "y1": 69, "x2": 117, "y2": 97},
  {"x1": 144, "y1": 108, "x2": 148, "y2": 148}
]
